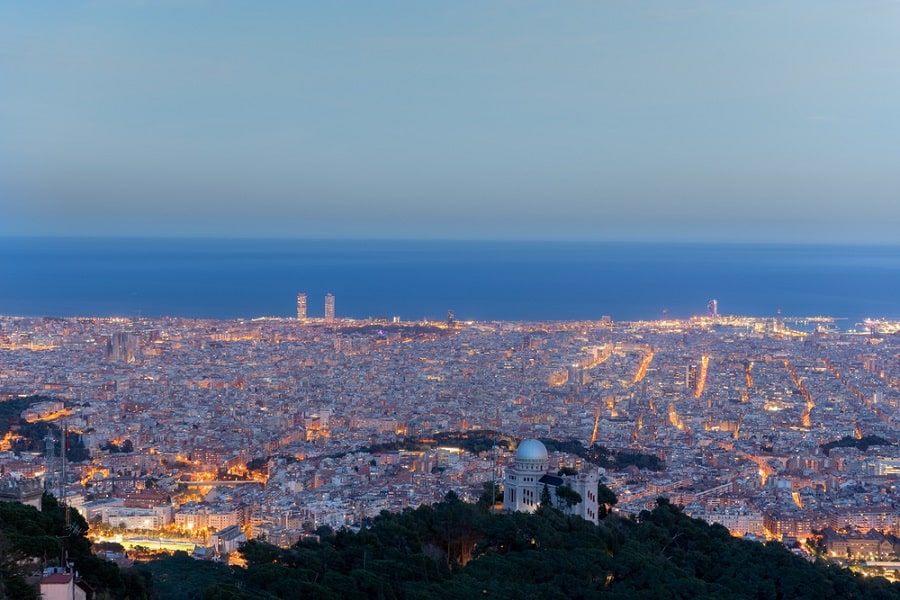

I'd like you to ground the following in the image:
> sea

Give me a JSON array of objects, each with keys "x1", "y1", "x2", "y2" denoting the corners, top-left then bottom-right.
[{"x1": 0, "y1": 238, "x2": 898, "y2": 325}]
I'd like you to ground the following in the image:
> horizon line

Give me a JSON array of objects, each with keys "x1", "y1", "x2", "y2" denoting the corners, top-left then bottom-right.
[{"x1": 1, "y1": 234, "x2": 898, "y2": 247}]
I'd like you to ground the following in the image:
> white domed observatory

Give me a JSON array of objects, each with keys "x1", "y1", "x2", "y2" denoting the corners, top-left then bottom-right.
[{"x1": 503, "y1": 438, "x2": 600, "y2": 524}]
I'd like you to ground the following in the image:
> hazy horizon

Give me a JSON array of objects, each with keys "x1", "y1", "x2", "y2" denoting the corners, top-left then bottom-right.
[
  {"x1": 2, "y1": 233, "x2": 900, "y2": 247},
  {"x1": 3, "y1": 2, "x2": 900, "y2": 244}
]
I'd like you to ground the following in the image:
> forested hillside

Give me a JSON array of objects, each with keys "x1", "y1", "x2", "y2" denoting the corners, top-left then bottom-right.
[
  {"x1": 0, "y1": 494, "x2": 147, "y2": 599},
  {"x1": 140, "y1": 494, "x2": 900, "y2": 599},
  {"x1": 3, "y1": 490, "x2": 899, "y2": 599}
]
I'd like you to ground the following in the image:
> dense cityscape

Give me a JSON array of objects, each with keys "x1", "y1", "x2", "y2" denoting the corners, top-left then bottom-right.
[
  {"x1": 6, "y1": 1, "x2": 900, "y2": 596},
  {"x1": 3, "y1": 297, "x2": 900, "y2": 582}
]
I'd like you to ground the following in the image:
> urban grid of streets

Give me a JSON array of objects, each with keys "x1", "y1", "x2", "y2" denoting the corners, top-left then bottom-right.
[{"x1": 2, "y1": 313, "x2": 900, "y2": 565}]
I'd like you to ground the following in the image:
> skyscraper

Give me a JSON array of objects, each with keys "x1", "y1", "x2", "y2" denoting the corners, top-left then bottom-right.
[
  {"x1": 324, "y1": 293, "x2": 335, "y2": 322},
  {"x1": 297, "y1": 293, "x2": 307, "y2": 321}
]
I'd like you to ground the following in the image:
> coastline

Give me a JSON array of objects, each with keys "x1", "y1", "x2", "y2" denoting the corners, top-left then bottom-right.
[{"x1": 1, "y1": 238, "x2": 898, "y2": 322}]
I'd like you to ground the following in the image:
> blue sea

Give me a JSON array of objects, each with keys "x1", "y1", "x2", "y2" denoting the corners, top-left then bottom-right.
[{"x1": 0, "y1": 238, "x2": 898, "y2": 323}]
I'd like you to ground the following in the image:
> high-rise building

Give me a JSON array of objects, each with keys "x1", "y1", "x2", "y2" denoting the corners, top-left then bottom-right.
[
  {"x1": 324, "y1": 293, "x2": 335, "y2": 322},
  {"x1": 297, "y1": 293, "x2": 307, "y2": 321}
]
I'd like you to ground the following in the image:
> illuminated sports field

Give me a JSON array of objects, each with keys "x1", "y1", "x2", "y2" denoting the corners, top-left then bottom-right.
[{"x1": 95, "y1": 535, "x2": 197, "y2": 554}]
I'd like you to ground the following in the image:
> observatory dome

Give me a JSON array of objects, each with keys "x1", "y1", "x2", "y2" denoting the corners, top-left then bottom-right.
[{"x1": 516, "y1": 439, "x2": 549, "y2": 462}]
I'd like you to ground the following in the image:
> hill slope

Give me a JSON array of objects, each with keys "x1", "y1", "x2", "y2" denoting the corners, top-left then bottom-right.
[{"x1": 141, "y1": 495, "x2": 900, "y2": 599}]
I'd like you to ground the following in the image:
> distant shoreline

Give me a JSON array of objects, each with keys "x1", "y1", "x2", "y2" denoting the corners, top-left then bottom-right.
[
  {"x1": 1, "y1": 313, "x2": 897, "y2": 335},
  {"x1": 1, "y1": 239, "x2": 898, "y2": 322},
  {"x1": 2, "y1": 235, "x2": 899, "y2": 247}
]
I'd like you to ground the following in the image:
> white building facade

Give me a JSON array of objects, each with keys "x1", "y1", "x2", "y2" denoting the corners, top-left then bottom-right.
[{"x1": 503, "y1": 439, "x2": 600, "y2": 524}]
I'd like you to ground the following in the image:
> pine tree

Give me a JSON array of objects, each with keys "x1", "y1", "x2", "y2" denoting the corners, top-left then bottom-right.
[{"x1": 540, "y1": 484, "x2": 553, "y2": 508}]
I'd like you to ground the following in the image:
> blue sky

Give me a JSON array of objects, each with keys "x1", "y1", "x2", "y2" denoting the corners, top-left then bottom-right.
[{"x1": 2, "y1": 1, "x2": 899, "y2": 242}]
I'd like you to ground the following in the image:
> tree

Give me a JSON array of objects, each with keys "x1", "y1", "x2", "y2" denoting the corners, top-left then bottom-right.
[
  {"x1": 540, "y1": 484, "x2": 553, "y2": 508},
  {"x1": 238, "y1": 540, "x2": 282, "y2": 566},
  {"x1": 597, "y1": 483, "x2": 618, "y2": 518},
  {"x1": 477, "y1": 481, "x2": 502, "y2": 510},
  {"x1": 0, "y1": 529, "x2": 40, "y2": 600},
  {"x1": 554, "y1": 485, "x2": 582, "y2": 514},
  {"x1": 130, "y1": 495, "x2": 900, "y2": 599},
  {"x1": 0, "y1": 493, "x2": 148, "y2": 599},
  {"x1": 432, "y1": 491, "x2": 482, "y2": 566},
  {"x1": 315, "y1": 525, "x2": 335, "y2": 539}
]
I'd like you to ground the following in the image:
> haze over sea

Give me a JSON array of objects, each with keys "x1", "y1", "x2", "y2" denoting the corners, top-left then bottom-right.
[{"x1": 1, "y1": 238, "x2": 898, "y2": 325}]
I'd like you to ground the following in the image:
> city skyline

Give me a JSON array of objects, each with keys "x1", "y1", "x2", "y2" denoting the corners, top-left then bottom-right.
[{"x1": 3, "y1": 2, "x2": 900, "y2": 244}]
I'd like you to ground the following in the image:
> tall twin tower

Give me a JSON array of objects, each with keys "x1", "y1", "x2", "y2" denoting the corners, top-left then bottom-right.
[{"x1": 297, "y1": 292, "x2": 334, "y2": 322}]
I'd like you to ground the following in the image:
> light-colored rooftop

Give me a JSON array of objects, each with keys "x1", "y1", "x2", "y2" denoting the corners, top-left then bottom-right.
[{"x1": 516, "y1": 439, "x2": 548, "y2": 462}]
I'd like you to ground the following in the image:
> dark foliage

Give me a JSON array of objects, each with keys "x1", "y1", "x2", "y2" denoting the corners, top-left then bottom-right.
[
  {"x1": 360, "y1": 433, "x2": 662, "y2": 473},
  {"x1": 597, "y1": 483, "x2": 618, "y2": 519},
  {"x1": 102, "y1": 439, "x2": 135, "y2": 453},
  {"x1": 137, "y1": 495, "x2": 900, "y2": 599},
  {"x1": 0, "y1": 395, "x2": 90, "y2": 463},
  {"x1": 0, "y1": 493, "x2": 148, "y2": 599},
  {"x1": 0, "y1": 395, "x2": 53, "y2": 436},
  {"x1": 245, "y1": 457, "x2": 268, "y2": 473},
  {"x1": 820, "y1": 434, "x2": 894, "y2": 456},
  {"x1": 138, "y1": 551, "x2": 239, "y2": 599},
  {"x1": 362, "y1": 430, "x2": 514, "y2": 456},
  {"x1": 540, "y1": 438, "x2": 665, "y2": 471}
]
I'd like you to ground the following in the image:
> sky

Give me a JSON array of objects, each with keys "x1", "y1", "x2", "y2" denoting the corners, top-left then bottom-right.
[{"x1": 2, "y1": 1, "x2": 899, "y2": 243}]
